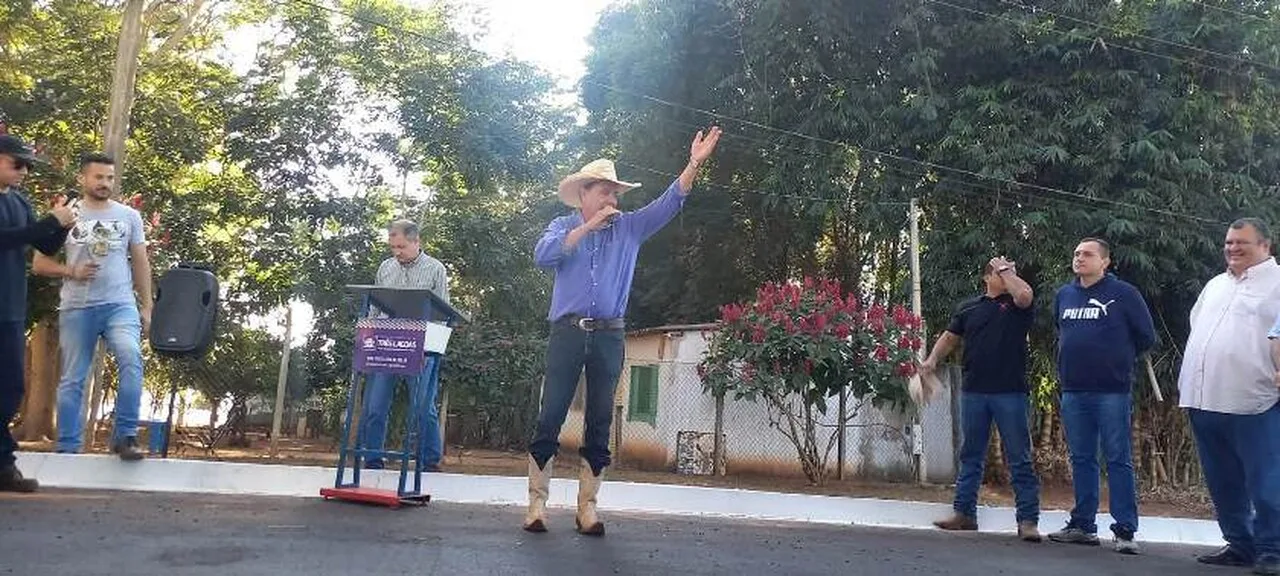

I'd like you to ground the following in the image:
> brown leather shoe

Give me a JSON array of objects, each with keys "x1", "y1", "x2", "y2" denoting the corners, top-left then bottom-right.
[
  {"x1": 1018, "y1": 521, "x2": 1042, "y2": 542},
  {"x1": 933, "y1": 513, "x2": 978, "y2": 531}
]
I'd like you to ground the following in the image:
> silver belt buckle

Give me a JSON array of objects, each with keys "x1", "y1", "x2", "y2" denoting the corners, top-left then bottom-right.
[{"x1": 576, "y1": 317, "x2": 595, "y2": 331}]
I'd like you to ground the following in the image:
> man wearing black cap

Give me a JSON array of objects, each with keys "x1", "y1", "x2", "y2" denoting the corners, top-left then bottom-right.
[{"x1": 0, "y1": 133, "x2": 75, "y2": 492}]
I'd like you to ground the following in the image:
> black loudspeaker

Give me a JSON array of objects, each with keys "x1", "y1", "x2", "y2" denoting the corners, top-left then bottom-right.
[{"x1": 150, "y1": 263, "x2": 219, "y2": 359}]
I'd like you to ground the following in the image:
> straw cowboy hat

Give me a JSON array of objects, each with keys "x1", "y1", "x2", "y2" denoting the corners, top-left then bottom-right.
[{"x1": 556, "y1": 159, "x2": 642, "y2": 208}]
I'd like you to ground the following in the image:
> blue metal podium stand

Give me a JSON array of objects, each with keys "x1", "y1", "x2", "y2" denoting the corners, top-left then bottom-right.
[{"x1": 320, "y1": 285, "x2": 466, "y2": 508}]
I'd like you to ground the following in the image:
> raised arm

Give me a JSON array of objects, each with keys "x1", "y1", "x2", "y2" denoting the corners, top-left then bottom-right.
[
  {"x1": 623, "y1": 127, "x2": 723, "y2": 242},
  {"x1": 992, "y1": 257, "x2": 1033, "y2": 308}
]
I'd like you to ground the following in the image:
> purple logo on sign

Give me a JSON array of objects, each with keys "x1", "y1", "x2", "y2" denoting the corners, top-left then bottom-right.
[{"x1": 353, "y1": 326, "x2": 425, "y2": 375}]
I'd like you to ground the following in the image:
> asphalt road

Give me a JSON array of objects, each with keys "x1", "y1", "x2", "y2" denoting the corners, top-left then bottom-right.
[{"x1": 0, "y1": 489, "x2": 1224, "y2": 576}]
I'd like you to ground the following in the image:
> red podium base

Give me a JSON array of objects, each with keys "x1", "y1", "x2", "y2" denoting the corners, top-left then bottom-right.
[{"x1": 320, "y1": 486, "x2": 431, "y2": 509}]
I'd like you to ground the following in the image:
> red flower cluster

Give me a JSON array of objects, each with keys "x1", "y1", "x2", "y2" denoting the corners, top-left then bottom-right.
[
  {"x1": 125, "y1": 194, "x2": 171, "y2": 250},
  {"x1": 705, "y1": 275, "x2": 926, "y2": 400}
]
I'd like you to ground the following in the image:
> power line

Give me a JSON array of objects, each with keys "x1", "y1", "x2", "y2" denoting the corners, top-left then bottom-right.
[
  {"x1": 924, "y1": 0, "x2": 1250, "y2": 80},
  {"x1": 591, "y1": 81, "x2": 1225, "y2": 225},
  {"x1": 615, "y1": 160, "x2": 915, "y2": 209},
  {"x1": 997, "y1": 0, "x2": 1280, "y2": 74},
  {"x1": 1184, "y1": 0, "x2": 1277, "y2": 25},
  {"x1": 619, "y1": 110, "x2": 1227, "y2": 231},
  {"x1": 290, "y1": 0, "x2": 1231, "y2": 227}
]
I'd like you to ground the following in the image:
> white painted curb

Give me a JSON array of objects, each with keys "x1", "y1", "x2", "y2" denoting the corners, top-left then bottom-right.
[{"x1": 14, "y1": 451, "x2": 1223, "y2": 547}]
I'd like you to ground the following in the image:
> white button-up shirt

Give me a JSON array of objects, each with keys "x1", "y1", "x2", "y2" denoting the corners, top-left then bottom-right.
[{"x1": 1178, "y1": 257, "x2": 1280, "y2": 414}]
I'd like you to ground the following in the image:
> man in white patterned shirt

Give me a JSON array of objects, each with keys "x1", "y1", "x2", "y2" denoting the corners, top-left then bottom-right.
[
  {"x1": 359, "y1": 220, "x2": 450, "y2": 471},
  {"x1": 1179, "y1": 217, "x2": 1280, "y2": 575}
]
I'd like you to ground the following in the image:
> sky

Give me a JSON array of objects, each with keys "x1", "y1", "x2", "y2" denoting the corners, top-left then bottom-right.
[
  {"x1": 450, "y1": 0, "x2": 616, "y2": 91},
  {"x1": 231, "y1": 0, "x2": 616, "y2": 345}
]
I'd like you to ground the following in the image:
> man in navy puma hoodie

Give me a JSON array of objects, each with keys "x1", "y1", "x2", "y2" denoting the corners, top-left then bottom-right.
[{"x1": 1048, "y1": 237, "x2": 1155, "y2": 554}]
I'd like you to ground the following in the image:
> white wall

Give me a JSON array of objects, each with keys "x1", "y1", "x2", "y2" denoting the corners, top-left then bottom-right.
[{"x1": 564, "y1": 329, "x2": 956, "y2": 482}]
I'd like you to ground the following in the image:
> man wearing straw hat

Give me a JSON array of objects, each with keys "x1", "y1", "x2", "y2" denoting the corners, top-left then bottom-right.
[{"x1": 523, "y1": 126, "x2": 721, "y2": 535}]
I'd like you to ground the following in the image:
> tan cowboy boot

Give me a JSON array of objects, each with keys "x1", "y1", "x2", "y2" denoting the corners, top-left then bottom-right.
[
  {"x1": 522, "y1": 455, "x2": 552, "y2": 532},
  {"x1": 575, "y1": 460, "x2": 605, "y2": 536}
]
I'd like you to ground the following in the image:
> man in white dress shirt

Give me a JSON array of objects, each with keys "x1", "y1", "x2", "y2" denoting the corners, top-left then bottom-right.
[{"x1": 1178, "y1": 217, "x2": 1280, "y2": 575}]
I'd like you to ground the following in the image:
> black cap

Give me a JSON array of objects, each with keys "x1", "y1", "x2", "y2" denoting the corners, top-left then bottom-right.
[{"x1": 0, "y1": 134, "x2": 40, "y2": 165}]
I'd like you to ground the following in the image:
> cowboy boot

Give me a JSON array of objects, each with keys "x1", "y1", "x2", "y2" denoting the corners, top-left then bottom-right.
[
  {"x1": 522, "y1": 455, "x2": 552, "y2": 532},
  {"x1": 575, "y1": 459, "x2": 605, "y2": 536}
]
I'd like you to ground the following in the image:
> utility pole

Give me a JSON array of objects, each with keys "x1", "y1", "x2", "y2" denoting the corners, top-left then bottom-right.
[
  {"x1": 909, "y1": 198, "x2": 927, "y2": 484},
  {"x1": 270, "y1": 303, "x2": 294, "y2": 457}
]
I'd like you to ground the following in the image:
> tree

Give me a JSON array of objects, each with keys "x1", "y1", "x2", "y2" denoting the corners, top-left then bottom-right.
[
  {"x1": 581, "y1": 0, "x2": 1280, "y2": 487},
  {"x1": 2, "y1": 0, "x2": 237, "y2": 440}
]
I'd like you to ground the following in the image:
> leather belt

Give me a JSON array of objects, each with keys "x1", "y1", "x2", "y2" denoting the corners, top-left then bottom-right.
[{"x1": 558, "y1": 315, "x2": 625, "y2": 332}]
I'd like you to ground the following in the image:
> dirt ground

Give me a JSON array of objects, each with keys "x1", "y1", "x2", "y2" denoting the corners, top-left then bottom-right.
[{"x1": 20, "y1": 432, "x2": 1215, "y2": 520}]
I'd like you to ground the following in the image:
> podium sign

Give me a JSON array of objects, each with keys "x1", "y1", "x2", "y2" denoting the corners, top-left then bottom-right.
[{"x1": 354, "y1": 318, "x2": 428, "y2": 375}]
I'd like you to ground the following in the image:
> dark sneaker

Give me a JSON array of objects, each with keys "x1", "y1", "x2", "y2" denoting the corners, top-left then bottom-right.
[
  {"x1": 1048, "y1": 526, "x2": 1100, "y2": 545},
  {"x1": 932, "y1": 513, "x2": 978, "y2": 531},
  {"x1": 1197, "y1": 545, "x2": 1253, "y2": 567},
  {"x1": 0, "y1": 464, "x2": 39, "y2": 493},
  {"x1": 1017, "y1": 521, "x2": 1042, "y2": 542},
  {"x1": 1113, "y1": 534, "x2": 1140, "y2": 555},
  {"x1": 111, "y1": 437, "x2": 145, "y2": 462},
  {"x1": 1254, "y1": 555, "x2": 1280, "y2": 576}
]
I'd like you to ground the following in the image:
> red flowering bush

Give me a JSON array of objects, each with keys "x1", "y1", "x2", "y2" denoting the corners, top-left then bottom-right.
[
  {"x1": 698, "y1": 276, "x2": 923, "y2": 484},
  {"x1": 124, "y1": 194, "x2": 170, "y2": 254}
]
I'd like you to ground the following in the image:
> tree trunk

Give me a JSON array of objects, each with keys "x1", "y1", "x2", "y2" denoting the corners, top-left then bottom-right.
[
  {"x1": 104, "y1": 0, "x2": 146, "y2": 176},
  {"x1": 15, "y1": 320, "x2": 58, "y2": 441}
]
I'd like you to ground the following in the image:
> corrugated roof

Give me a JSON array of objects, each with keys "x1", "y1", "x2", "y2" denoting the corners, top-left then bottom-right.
[{"x1": 626, "y1": 323, "x2": 718, "y2": 337}]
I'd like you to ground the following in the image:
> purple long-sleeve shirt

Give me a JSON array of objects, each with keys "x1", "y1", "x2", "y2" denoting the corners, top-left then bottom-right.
[{"x1": 534, "y1": 179, "x2": 687, "y2": 321}]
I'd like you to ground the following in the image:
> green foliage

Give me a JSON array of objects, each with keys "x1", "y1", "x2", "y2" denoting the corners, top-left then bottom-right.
[
  {"x1": 439, "y1": 324, "x2": 545, "y2": 449},
  {"x1": 582, "y1": 0, "x2": 1280, "y2": 486}
]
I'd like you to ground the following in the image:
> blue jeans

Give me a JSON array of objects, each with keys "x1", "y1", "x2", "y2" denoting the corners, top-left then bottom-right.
[
  {"x1": 528, "y1": 321, "x2": 624, "y2": 475},
  {"x1": 1189, "y1": 402, "x2": 1280, "y2": 561},
  {"x1": 359, "y1": 356, "x2": 441, "y2": 469},
  {"x1": 953, "y1": 392, "x2": 1040, "y2": 522},
  {"x1": 56, "y1": 303, "x2": 144, "y2": 453},
  {"x1": 1060, "y1": 391, "x2": 1138, "y2": 536}
]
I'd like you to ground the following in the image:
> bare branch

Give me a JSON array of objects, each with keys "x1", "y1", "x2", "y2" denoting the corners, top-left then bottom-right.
[
  {"x1": 144, "y1": 0, "x2": 176, "y2": 26},
  {"x1": 150, "y1": 0, "x2": 209, "y2": 60}
]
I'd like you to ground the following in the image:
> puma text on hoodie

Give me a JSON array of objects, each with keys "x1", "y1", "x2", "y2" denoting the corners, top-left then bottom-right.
[{"x1": 1054, "y1": 274, "x2": 1156, "y2": 393}]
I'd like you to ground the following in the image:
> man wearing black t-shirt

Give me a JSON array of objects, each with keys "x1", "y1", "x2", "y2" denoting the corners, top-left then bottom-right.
[{"x1": 920, "y1": 255, "x2": 1042, "y2": 542}]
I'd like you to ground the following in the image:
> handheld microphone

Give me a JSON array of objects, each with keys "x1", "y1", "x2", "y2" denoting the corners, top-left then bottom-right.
[{"x1": 64, "y1": 190, "x2": 81, "y2": 214}]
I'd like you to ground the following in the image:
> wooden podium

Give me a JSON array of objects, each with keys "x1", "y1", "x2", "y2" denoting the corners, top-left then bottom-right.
[{"x1": 320, "y1": 285, "x2": 466, "y2": 508}]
